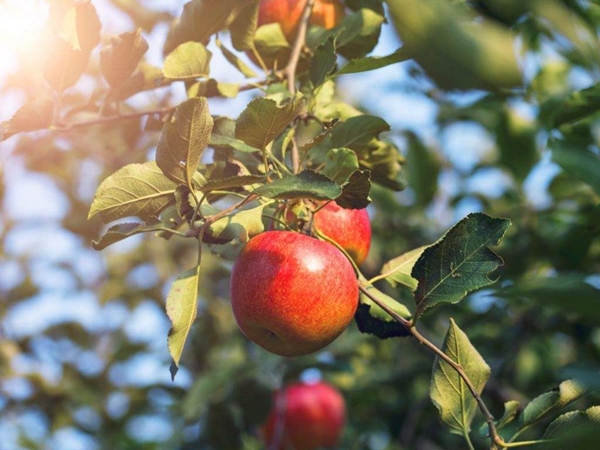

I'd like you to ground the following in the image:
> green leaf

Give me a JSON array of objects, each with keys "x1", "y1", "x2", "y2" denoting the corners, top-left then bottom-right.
[
  {"x1": 163, "y1": 41, "x2": 211, "y2": 80},
  {"x1": 551, "y1": 140, "x2": 600, "y2": 196},
  {"x1": 412, "y1": 213, "x2": 511, "y2": 316},
  {"x1": 381, "y1": 246, "x2": 427, "y2": 292},
  {"x1": 497, "y1": 109, "x2": 538, "y2": 181},
  {"x1": 335, "y1": 8, "x2": 384, "y2": 59},
  {"x1": 520, "y1": 380, "x2": 588, "y2": 428},
  {"x1": 300, "y1": 123, "x2": 338, "y2": 153},
  {"x1": 388, "y1": 0, "x2": 522, "y2": 91},
  {"x1": 167, "y1": 266, "x2": 201, "y2": 378},
  {"x1": 100, "y1": 29, "x2": 149, "y2": 88},
  {"x1": 210, "y1": 117, "x2": 261, "y2": 153},
  {"x1": 497, "y1": 400, "x2": 521, "y2": 430},
  {"x1": 253, "y1": 170, "x2": 341, "y2": 200},
  {"x1": 355, "y1": 284, "x2": 412, "y2": 339},
  {"x1": 187, "y1": 79, "x2": 239, "y2": 98},
  {"x1": 157, "y1": 97, "x2": 214, "y2": 185},
  {"x1": 406, "y1": 131, "x2": 441, "y2": 207},
  {"x1": 310, "y1": 35, "x2": 337, "y2": 87},
  {"x1": 430, "y1": 318, "x2": 491, "y2": 436},
  {"x1": 542, "y1": 406, "x2": 600, "y2": 449},
  {"x1": 205, "y1": 203, "x2": 267, "y2": 242},
  {"x1": 88, "y1": 161, "x2": 178, "y2": 223},
  {"x1": 92, "y1": 220, "x2": 165, "y2": 250},
  {"x1": 200, "y1": 175, "x2": 266, "y2": 193},
  {"x1": 229, "y1": 0, "x2": 259, "y2": 51},
  {"x1": 235, "y1": 94, "x2": 304, "y2": 150},
  {"x1": 331, "y1": 115, "x2": 390, "y2": 150},
  {"x1": 319, "y1": 147, "x2": 359, "y2": 184},
  {"x1": 359, "y1": 140, "x2": 407, "y2": 191},
  {"x1": 480, "y1": 400, "x2": 522, "y2": 437},
  {"x1": 500, "y1": 275, "x2": 600, "y2": 324},
  {"x1": 336, "y1": 170, "x2": 371, "y2": 209},
  {"x1": 1, "y1": 99, "x2": 54, "y2": 142},
  {"x1": 337, "y1": 48, "x2": 407, "y2": 75},
  {"x1": 253, "y1": 23, "x2": 291, "y2": 63},
  {"x1": 217, "y1": 39, "x2": 258, "y2": 78},
  {"x1": 540, "y1": 83, "x2": 600, "y2": 128},
  {"x1": 163, "y1": 0, "x2": 252, "y2": 55}
]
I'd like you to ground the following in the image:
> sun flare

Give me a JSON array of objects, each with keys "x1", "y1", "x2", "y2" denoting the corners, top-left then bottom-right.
[{"x1": 0, "y1": 0, "x2": 48, "y2": 55}]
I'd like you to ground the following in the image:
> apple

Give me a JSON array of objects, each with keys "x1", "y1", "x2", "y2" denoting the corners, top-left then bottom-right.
[
  {"x1": 230, "y1": 231, "x2": 358, "y2": 357},
  {"x1": 250, "y1": 0, "x2": 345, "y2": 69},
  {"x1": 313, "y1": 201, "x2": 372, "y2": 265},
  {"x1": 257, "y1": 0, "x2": 345, "y2": 43},
  {"x1": 261, "y1": 381, "x2": 346, "y2": 450}
]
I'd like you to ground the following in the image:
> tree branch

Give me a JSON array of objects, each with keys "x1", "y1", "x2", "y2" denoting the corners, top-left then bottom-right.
[
  {"x1": 359, "y1": 281, "x2": 506, "y2": 449},
  {"x1": 284, "y1": 0, "x2": 315, "y2": 173}
]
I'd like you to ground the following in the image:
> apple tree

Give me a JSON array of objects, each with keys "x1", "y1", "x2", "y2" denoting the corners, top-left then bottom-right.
[{"x1": 0, "y1": 0, "x2": 599, "y2": 449}]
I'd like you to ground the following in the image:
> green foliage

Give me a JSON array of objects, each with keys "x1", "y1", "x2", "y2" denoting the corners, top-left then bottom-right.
[
  {"x1": 412, "y1": 213, "x2": 511, "y2": 316},
  {"x1": 252, "y1": 170, "x2": 341, "y2": 200},
  {"x1": 235, "y1": 94, "x2": 304, "y2": 150},
  {"x1": 156, "y1": 97, "x2": 214, "y2": 185},
  {"x1": 2, "y1": 0, "x2": 600, "y2": 449},
  {"x1": 430, "y1": 319, "x2": 491, "y2": 437},
  {"x1": 520, "y1": 380, "x2": 587, "y2": 428},
  {"x1": 88, "y1": 161, "x2": 178, "y2": 222},
  {"x1": 166, "y1": 266, "x2": 202, "y2": 378},
  {"x1": 162, "y1": 41, "x2": 212, "y2": 80},
  {"x1": 542, "y1": 406, "x2": 600, "y2": 449},
  {"x1": 387, "y1": 0, "x2": 522, "y2": 90}
]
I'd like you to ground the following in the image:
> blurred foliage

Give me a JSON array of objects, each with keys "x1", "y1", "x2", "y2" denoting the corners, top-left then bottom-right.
[{"x1": 0, "y1": 0, "x2": 599, "y2": 449}]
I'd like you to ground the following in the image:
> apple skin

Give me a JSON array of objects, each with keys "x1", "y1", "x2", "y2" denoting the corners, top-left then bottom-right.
[
  {"x1": 230, "y1": 231, "x2": 358, "y2": 357},
  {"x1": 261, "y1": 381, "x2": 346, "y2": 450},
  {"x1": 257, "y1": 0, "x2": 345, "y2": 42},
  {"x1": 250, "y1": 0, "x2": 345, "y2": 69},
  {"x1": 313, "y1": 201, "x2": 372, "y2": 265}
]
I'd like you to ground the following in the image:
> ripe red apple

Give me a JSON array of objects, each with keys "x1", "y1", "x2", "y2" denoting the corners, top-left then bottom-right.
[
  {"x1": 230, "y1": 231, "x2": 358, "y2": 357},
  {"x1": 257, "y1": 0, "x2": 345, "y2": 43},
  {"x1": 313, "y1": 201, "x2": 372, "y2": 265},
  {"x1": 261, "y1": 381, "x2": 346, "y2": 450},
  {"x1": 249, "y1": 0, "x2": 345, "y2": 69}
]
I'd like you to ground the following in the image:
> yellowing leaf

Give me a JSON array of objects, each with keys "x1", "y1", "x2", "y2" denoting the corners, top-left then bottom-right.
[
  {"x1": 88, "y1": 161, "x2": 177, "y2": 223},
  {"x1": 167, "y1": 267, "x2": 201, "y2": 379}
]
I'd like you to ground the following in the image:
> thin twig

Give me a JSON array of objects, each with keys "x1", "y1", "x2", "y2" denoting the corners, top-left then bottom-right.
[
  {"x1": 188, "y1": 193, "x2": 259, "y2": 238},
  {"x1": 358, "y1": 284, "x2": 412, "y2": 328},
  {"x1": 359, "y1": 282, "x2": 506, "y2": 449},
  {"x1": 284, "y1": 0, "x2": 315, "y2": 94},
  {"x1": 284, "y1": 0, "x2": 315, "y2": 173},
  {"x1": 411, "y1": 326, "x2": 505, "y2": 448},
  {"x1": 48, "y1": 82, "x2": 263, "y2": 132}
]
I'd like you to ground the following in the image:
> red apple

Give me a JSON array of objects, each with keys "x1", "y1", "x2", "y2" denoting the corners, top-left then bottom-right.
[
  {"x1": 249, "y1": 0, "x2": 345, "y2": 69},
  {"x1": 257, "y1": 0, "x2": 345, "y2": 43},
  {"x1": 230, "y1": 231, "x2": 358, "y2": 357},
  {"x1": 261, "y1": 381, "x2": 346, "y2": 450},
  {"x1": 313, "y1": 201, "x2": 372, "y2": 265}
]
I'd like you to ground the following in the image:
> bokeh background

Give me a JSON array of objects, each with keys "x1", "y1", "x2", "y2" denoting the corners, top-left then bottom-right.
[{"x1": 1, "y1": 0, "x2": 599, "y2": 449}]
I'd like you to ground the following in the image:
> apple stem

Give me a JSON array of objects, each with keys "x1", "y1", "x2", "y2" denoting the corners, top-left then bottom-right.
[{"x1": 358, "y1": 282, "x2": 506, "y2": 449}]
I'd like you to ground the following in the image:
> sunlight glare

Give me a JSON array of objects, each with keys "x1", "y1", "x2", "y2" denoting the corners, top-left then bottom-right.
[{"x1": 0, "y1": 0, "x2": 48, "y2": 55}]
